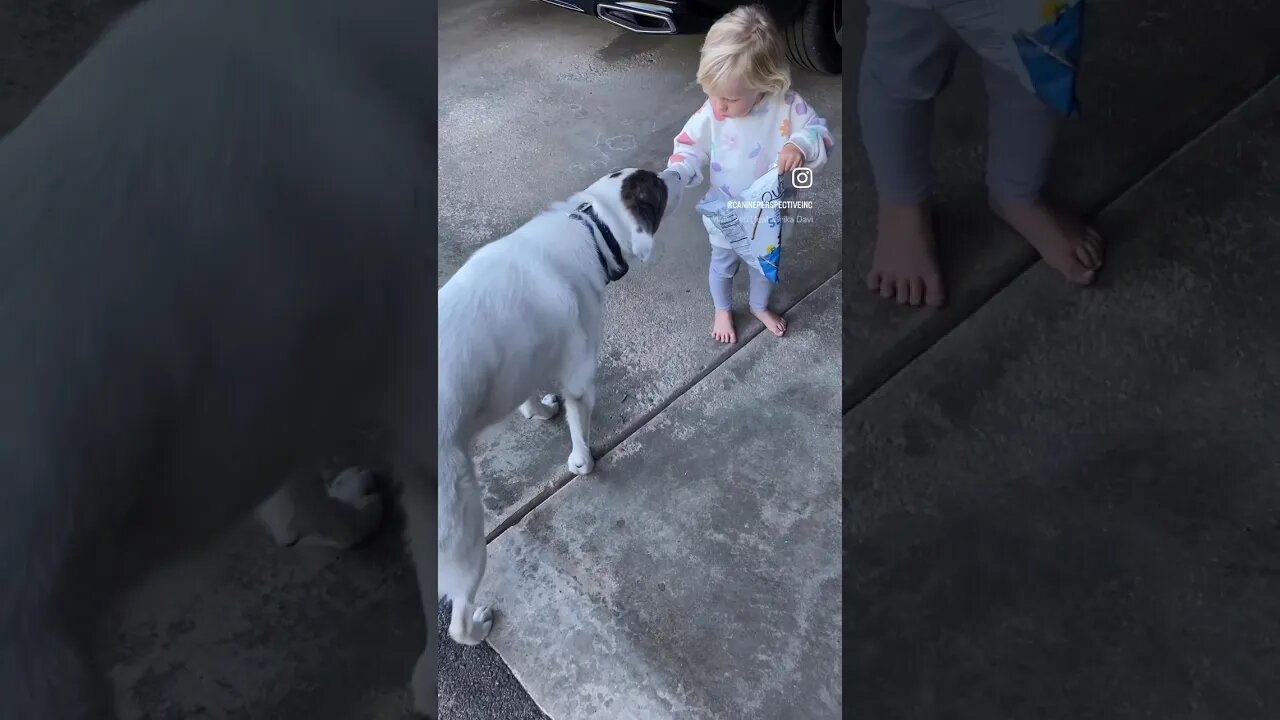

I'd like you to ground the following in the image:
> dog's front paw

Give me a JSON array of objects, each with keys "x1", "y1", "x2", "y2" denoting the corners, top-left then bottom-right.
[
  {"x1": 519, "y1": 394, "x2": 561, "y2": 421},
  {"x1": 567, "y1": 450, "x2": 594, "y2": 476}
]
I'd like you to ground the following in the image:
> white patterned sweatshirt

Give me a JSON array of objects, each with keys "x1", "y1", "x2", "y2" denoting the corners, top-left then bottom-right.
[{"x1": 666, "y1": 90, "x2": 834, "y2": 248}]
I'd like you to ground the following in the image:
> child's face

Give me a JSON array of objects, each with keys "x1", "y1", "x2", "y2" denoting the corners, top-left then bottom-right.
[{"x1": 704, "y1": 78, "x2": 765, "y2": 120}]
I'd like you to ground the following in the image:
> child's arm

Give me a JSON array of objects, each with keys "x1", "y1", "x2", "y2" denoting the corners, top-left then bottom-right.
[
  {"x1": 782, "y1": 92, "x2": 834, "y2": 173},
  {"x1": 666, "y1": 102, "x2": 713, "y2": 188}
]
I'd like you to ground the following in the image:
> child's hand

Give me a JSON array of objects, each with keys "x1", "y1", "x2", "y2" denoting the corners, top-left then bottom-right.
[{"x1": 778, "y1": 143, "x2": 805, "y2": 175}]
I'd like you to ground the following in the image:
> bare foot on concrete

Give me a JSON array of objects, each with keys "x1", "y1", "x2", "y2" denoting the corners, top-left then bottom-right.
[
  {"x1": 751, "y1": 308, "x2": 787, "y2": 337},
  {"x1": 866, "y1": 203, "x2": 945, "y2": 307},
  {"x1": 990, "y1": 198, "x2": 1104, "y2": 285},
  {"x1": 712, "y1": 309, "x2": 736, "y2": 344}
]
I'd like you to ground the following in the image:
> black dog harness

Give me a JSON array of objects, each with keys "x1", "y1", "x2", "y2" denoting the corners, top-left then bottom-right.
[{"x1": 569, "y1": 202, "x2": 628, "y2": 284}]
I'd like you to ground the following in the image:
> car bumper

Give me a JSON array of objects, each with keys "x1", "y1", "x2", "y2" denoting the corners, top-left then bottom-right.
[{"x1": 532, "y1": 0, "x2": 726, "y2": 35}]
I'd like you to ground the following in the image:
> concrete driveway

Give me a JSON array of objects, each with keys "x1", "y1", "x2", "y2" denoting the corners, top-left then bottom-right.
[
  {"x1": 844, "y1": 1, "x2": 1280, "y2": 717},
  {"x1": 438, "y1": 0, "x2": 843, "y2": 718}
]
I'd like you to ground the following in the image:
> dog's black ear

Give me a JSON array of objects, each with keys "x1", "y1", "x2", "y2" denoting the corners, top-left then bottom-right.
[{"x1": 621, "y1": 169, "x2": 667, "y2": 235}]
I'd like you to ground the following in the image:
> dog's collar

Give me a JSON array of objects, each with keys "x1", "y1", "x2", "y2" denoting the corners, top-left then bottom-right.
[{"x1": 569, "y1": 202, "x2": 628, "y2": 284}]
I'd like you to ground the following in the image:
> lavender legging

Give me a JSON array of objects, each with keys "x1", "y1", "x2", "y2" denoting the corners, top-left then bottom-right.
[
  {"x1": 858, "y1": 0, "x2": 1062, "y2": 205},
  {"x1": 708, "y1": 245, "x2": 772, "y2": 312}
]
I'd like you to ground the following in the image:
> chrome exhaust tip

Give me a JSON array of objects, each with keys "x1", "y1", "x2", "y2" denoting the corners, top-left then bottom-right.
[{"x1": 596, "y1": 3, "x2": 678, "y2": 34}]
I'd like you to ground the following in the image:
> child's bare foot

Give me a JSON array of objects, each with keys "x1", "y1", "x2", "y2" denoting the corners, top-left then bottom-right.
[
  {"x1": 990, "y1": 198, "x2": 1104, "y2": 285},
  {"x1": 712, "y1": 309, "x2": 736, "y2": 344},
  {"x1": 866, "y1": 203, "x2": 945, "y2": 307},
  {"x1": 751, "y1": 308, "x2": 787, "y2": 337}
]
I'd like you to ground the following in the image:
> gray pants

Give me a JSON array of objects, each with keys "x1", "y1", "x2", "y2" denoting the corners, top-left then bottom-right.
[
  {"x1": 858, "y1": 0, "x2": 1060, "y2": 204},
  {"x1": 709, "y1": 245, "x2": 772, "y2": 311}
]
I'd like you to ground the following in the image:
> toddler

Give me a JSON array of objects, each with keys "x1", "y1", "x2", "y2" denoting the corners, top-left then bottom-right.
[
  {"x1": 860, "y1": 0, "x2": 1103, "y2": 307},
  {"x1": 665, "y1": 5, "x2": 834, "y2": 344}
]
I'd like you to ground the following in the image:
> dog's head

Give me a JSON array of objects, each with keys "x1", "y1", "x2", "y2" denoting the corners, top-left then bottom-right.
[{"x1": 583, "y1": 168, "x2": 668, "y2": 263}]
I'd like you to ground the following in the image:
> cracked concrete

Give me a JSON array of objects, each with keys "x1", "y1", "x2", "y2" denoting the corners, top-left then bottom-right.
[{"x1": 485, "y1": 277, "x2": 843, "y2": 720}]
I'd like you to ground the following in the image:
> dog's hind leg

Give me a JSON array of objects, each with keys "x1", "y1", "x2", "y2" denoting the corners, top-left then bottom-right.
[
  {"x1": 517, "y1": 393, "x2": 561, "y2": 421},
  {"x1": 434, "y1": 444, "x2": 494, "y2": 646},
  {"x1": 255, "y1": 467, "x2": 384, "y2": 549}
]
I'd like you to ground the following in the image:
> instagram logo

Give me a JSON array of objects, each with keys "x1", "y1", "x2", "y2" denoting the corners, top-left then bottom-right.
[{"x1": 791, "y1": 167, "x2": 813, "y2": 189}]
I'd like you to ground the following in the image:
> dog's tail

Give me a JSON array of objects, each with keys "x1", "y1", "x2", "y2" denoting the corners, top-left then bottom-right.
[{"x1": 435, "y1": 441, "x2": 486, "y2": 603}]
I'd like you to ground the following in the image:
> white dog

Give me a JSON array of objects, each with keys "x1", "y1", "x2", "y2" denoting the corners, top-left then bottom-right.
[
  {"x1": 0, "y1": 0, "x2": 442, "y2": 717},
  {"x1": 437, "y1": 167, "x2": 677, "y2": 648}
]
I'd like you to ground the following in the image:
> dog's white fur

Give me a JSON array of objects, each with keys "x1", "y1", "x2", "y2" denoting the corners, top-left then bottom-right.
[
  {"x1": 0, "y1": 1, "x2": 440, "y2": 716},
  {"x1": 437, "y1": 168, "x2": 667, "y2": 646}
]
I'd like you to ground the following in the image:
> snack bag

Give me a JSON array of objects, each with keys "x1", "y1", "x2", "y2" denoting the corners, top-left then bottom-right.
[
  {"x1": 938, "y1": 0, "x2": 1085, "y2": 116},
  {"x1": 695, "y1": 165, "x2": 787, "y2": 283}
]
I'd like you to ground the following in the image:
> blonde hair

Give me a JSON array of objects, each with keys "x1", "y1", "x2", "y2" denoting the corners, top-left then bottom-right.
[{"x1": 696, "y1": 5, "x2": 791, "y2": 98}]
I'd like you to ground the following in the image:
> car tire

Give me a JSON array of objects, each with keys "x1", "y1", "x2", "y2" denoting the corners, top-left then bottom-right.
[{"x1": 782, "y1": 0, "x2": 841, "y2": 75}]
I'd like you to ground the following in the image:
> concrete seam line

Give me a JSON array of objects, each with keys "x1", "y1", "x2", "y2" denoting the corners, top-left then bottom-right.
[
  {"x1": 839, "y1": 69, "x2": 1280, "y2": 417},
  {"x1": 840, "y1": 249, "x2": 1038, "y2": 414},
  {"x1": 486, "y1": 268, "x2": 844, "y2": 544}
]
